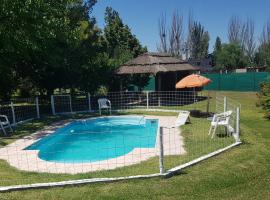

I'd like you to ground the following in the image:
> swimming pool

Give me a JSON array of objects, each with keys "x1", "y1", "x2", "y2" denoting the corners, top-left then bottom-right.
[{"x1": 26, "y1": 116, "x2": 158, "y2": 163}]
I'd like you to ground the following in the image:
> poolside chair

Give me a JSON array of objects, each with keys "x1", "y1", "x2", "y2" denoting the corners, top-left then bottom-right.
[
  {"x1": 173, "y1": 111, "x2": 191, "y2": 127},
  {"x1": 0, "y1": 115, "x2": 13, "y2": 136},
  {"x1": 98, "y1": 98, "x2": 111, "y2": 115},
  {"x1": 208, "y1": 110, "x2": 233, "y2": 139}
]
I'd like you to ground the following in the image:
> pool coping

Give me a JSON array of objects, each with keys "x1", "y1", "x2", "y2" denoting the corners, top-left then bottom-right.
[{"x1": 0, "y1": 115, "x2": 185, "y2": 174}]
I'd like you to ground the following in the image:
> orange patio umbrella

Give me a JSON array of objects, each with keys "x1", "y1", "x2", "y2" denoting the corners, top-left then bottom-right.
[
  {"x1": 175, "y1": 74, "x2": 211, "y2": 89},
  {"x1": 175, "y1": 74, "x2": 211, "y2": 107}
]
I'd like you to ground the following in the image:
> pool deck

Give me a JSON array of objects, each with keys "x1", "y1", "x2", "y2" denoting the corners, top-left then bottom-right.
[{"x1": 0, "y1": 115, "x2": 186, "y2": 174}]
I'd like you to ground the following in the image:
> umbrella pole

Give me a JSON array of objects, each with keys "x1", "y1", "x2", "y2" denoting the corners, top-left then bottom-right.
[
  {"x1": 206, "y1": 90, "x2": 210, "y2": 113},
  {"x1": 193, "y1": 87, "x2": 196, "y2": 103}
]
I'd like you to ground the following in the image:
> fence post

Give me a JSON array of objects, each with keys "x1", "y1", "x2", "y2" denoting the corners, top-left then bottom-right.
[
  {"x1": 69, "y1": 95, "x2": 73, "y2": 113},
  {"x1": 146, "y1": 91, "x2": 149, "y2": 109},
  {"x1": 235, "y1": 107, "x2": 241, "y2": 142},
  {"x1": 88, "y1": 93, "x2": 91, "y2": 112},
  {"x1": 224, "y1": 96, "x2": 227, "y2": 112},
  {"x1": 159, "y1": 127, "x2": 165, "y2": 174},
  {"x1": 35, "y1": 97, "x2": 40, "y2": 119},
  {"x1": 10, "y1": 102, "x2": 16, "y2": 125},
  {"x1": 51, "y1": 95, "x2": 56, "y2": 115},
  {"x1": 158, "y1": 92, "x2": 161, "y2": 107}
]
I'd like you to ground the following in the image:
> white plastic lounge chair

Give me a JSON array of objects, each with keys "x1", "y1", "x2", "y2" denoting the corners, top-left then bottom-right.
[
  {"x1": 172, "y1": 111, "x2": 190, "y2": 127},
  {"x1": 0, "y1": 115, "x2": 13, "y2": 136},
  {"x1": 208, "y1": 110, "x2": 233, "y2": 138},
  {"x1": 98, "y1": 98, "x2": 111, "y2": 115}
]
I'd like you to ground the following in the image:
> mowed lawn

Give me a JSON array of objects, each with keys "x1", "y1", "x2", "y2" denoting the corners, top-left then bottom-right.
[{"x1": 1, "y1": 92, "x2": 270, "y2": 199}]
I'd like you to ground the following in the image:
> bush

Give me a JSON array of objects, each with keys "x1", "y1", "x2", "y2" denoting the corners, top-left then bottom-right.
[
  {"x1": 95, "y1": 85, "x2": 109, "y2": 96},
  {"x1": 257, "y1": 80, "x2": 270, "y2": 118}
]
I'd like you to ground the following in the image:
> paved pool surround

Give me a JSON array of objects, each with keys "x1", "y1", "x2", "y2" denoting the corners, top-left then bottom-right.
[{"x1": 0, "y1": 116, "x2": 186, "y2": 174}]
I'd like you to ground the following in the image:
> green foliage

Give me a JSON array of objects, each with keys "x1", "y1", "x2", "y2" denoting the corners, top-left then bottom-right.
[
  {"x1": 103, "y1": 7, "x2": 149, "y2": 91},
  {"x1": 257, "y1": 80, "x2": 270, "y2": 118},
  {"x1": 214, "y1": 43, "x2": 247, "y2": 70},
  {"x1": 95, "y1": 85, "x2": 109, "y2": 96},
  {"x1": 0, "y1": 3, "x2": 150, "y2": 99},
  {"x1": 254, "y1": 43, "x2": 270, "y2": 70},
  {"x1": 190, "y1": 22, "x2": 210, "y2": 59},
  {"x1": 212, "y1": 37, "x2": 222, "y2": 66},
  {"x1": 0, "y1": 0, "x2": 103, "y2": 99},
  {"x1": 104, "y1": 7, "x2": 146, "y2": 59}
]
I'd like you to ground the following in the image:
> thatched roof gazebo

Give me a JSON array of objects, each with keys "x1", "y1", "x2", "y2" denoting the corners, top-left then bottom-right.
[{"x1": 116, "y1": 52, "x2": 199, "y2": 91}]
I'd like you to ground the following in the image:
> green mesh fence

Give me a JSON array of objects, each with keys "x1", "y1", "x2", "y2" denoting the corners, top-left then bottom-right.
[{"x1": 203, "y1": 72, "x2": 270, "y2": 91}]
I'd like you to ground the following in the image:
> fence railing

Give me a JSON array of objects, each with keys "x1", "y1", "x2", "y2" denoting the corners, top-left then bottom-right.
[
  {"x1": 50, "y1": 91, "x2": 215, "y2": 115},
  {"x1": 0, "y1": 91, "x2": 241, "y2": 190}
]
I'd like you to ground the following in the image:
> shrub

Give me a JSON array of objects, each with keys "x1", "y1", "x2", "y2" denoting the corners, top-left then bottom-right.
[
  {"x1": 96, "y1": 85, "x2": 109, "y2": 96},
  {"x1": 257, "y1": 80, "x2": 270, "y2": 118}
]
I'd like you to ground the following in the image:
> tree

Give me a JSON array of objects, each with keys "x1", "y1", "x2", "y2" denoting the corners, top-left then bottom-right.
[
  {"x1": 157, "y1": 13, "x2": 168, "y2": 53},
  {"x1": 158, "y1": 11, "x2": 184, "y2": 58},
  {"x1": 257, "y1": 80, "x2": 270, "y2": 118},
  {"x1": 168, "y1": 11, "x2": 184, "y2": 57},
  {"x1": 103, "y1": 7, "x2": 148, "y2": 91},
  {"x1": 0, "y1": 0, "x2": 99, "y2": 98},
  {"x1": 242, "y1": 18, "x2": 256, "y2": 65},
  {"x1": 213, "y1": 37, "x2": 222, "y2": 66},
  {"x1": 228, "y1": 16, "x2": 244, "y2": 45},
  {"x1": 104, "y1": 7, "x2": 146, "y2": 59},
  {"x1": 214, "y1": 37, "x2": 222, "y2": 52},
  {"x1": 215, "y1": 43, "x2": 247, "y2": 70},
  {"x1": 255, "y1": 20, "x2": 270, "y2": 69},
  {"x1": 189, "y1": 22, "x2": 210, "y2": 59}
]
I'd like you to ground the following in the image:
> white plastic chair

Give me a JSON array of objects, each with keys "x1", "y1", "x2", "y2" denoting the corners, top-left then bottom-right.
[
  {"x1": 98, "y1": 98, "x2": 111, "y2": 115},
  {"x1": 208, "y1": 110, "x2": 233, "y2": 138},
  {"x1": 0, "y1": 115, "x2": 13, "y2": 136}
]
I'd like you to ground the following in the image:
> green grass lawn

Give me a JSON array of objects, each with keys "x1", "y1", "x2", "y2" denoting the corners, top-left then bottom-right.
[{"x1": 0, "y1": 91, "x2": 270, "y2": 199}]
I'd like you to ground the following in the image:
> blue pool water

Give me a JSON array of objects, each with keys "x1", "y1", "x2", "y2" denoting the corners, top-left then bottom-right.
[{"x1": 26, "y1": 116, "x2": 158, "y2": 163}]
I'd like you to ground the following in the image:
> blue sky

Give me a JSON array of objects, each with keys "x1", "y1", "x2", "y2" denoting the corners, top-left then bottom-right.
[{"x1": 92, "y1": 0, "x2": 270, "y2": 53}]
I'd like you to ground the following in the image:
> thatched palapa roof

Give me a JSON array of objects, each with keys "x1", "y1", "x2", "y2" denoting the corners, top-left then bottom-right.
[{"x1": 116, "y1": 52, "x2": 198, "y2": 75}]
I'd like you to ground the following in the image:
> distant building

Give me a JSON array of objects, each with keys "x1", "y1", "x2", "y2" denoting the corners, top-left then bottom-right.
[{"x1": 188, "y1": 54, "x2": 213, "y2": 73}]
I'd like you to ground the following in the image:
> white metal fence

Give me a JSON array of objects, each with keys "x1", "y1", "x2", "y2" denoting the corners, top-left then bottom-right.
[{"x1": 0, "y1": 91, "x2": 241, "y2": 191}]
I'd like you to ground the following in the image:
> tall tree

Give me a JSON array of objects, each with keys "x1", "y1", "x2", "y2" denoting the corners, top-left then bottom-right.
[
  {"x1": 242, "y1": 18, "x2": 256, "y2": 64},
  {"x1": 254, "y1": 20, "x2": 270, "y2": 69},
  {"x1": 158, "y1": 11, "x2": 184, "y2": 58},
  {"x1": 213, "y1": 37, "x2": 222, "y2": 66},
  {"x1": 168, "y1": 11, "x2": 184, "y2": 57},
  {"x1": 104, "y1": 7, "x2": 146, "y2": 59},
  {"x1": 228, "y1": 16, "x2": 244, "y2": 45},
  {"x1": 103, "y1": 7, "x2": 148, "y2": 91},
  {"x1": 214, "y1": 37, "x2": 222, "y2": 52},
  {"x1": 189, "y1": 22, "x2": 209, "y2": 59},
  {"x1": 157, "y1": 13, "x2": 168, "y2": 53}
]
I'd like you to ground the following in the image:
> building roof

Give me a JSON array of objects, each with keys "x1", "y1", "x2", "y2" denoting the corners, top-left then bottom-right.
[{"x1": 116, "y1": 52, "x2": 199, "y2": 75}]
